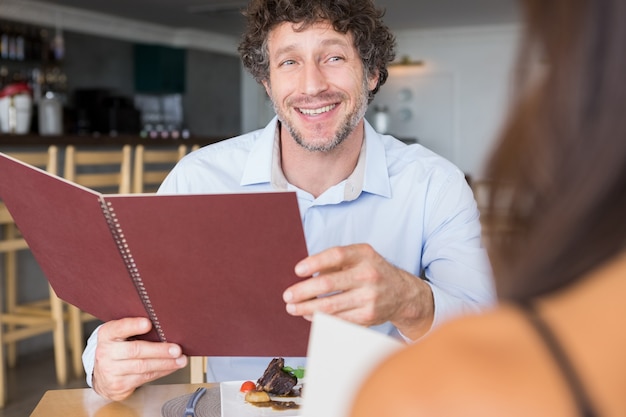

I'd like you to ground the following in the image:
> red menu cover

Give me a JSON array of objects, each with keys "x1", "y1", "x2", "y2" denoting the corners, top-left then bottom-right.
[{"x1": 0, "y1": 152, "x2": 310, "y2": 356}]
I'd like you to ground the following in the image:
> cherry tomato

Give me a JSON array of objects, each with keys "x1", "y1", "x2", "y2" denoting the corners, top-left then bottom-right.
[{"x1": 240, "y1": 380, "x2": 256, "y2": 393}]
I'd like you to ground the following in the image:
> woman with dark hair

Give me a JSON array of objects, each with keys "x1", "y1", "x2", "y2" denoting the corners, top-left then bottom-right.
[{"x1": 350, "y1": 0, "x2": 626, "y2": 416}]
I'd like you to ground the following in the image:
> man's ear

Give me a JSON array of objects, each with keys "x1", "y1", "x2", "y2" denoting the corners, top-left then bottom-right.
[
  {"x1": 262, "y1": 80, "x2": 271, "y2": 96},
  {"x1": 368, "y1": 70, "x2": 380, "y2": 93}
]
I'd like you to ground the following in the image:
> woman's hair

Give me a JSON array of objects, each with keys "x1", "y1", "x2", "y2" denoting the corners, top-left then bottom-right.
[
  {"x1": 484, "y1": 0, "x2": 626, "y2": 300},
  {"x1": 238, "y1": 0, "x2": 396, "y2": 101}
]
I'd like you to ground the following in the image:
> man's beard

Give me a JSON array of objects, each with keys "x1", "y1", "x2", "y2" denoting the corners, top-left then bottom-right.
[{"x1": 268, "y1": 79, "x2": 370, "y2": 152}]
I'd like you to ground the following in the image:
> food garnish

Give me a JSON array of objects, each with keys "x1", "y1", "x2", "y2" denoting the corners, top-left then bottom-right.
[
  {"x1": 240, "y1": 380, "x2": 256, "y2": 393},
  {"x1": 282, "y1": 366, "x2": 305, "y2": 379}
]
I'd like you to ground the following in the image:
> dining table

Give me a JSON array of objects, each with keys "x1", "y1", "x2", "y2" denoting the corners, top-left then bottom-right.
[{"x1": 29, "y1": 383, "x2": 217, "y2": 417}]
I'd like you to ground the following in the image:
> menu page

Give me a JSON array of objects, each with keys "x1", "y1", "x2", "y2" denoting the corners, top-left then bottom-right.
[{"x1": 301, "y1": 313, "x2": 403, "y2": 417}]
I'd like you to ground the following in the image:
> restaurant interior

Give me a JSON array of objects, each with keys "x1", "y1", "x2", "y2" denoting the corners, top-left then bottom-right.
[{"x1": 1, "y1": 0, "x2": 520, "y2": 415}]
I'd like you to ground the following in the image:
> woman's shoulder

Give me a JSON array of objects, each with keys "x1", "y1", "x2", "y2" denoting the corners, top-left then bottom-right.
[{"x1": 350, "y1": 306, "x2": 568, "y2": 417}]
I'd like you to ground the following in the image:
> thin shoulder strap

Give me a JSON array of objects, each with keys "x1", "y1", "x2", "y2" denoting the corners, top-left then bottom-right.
[{"x1": 520, "y1": 302, "x2": 597, "y2": 417}]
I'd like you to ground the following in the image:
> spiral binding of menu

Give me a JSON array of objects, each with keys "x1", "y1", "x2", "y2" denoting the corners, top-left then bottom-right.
[{"x1": 100, "y1": 198, "x2": 167, "y2": 342}]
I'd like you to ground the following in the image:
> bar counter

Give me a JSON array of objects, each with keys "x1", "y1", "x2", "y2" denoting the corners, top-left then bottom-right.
[{"x1": 0, "y1": 133, "x2": 229, "y2": 148}]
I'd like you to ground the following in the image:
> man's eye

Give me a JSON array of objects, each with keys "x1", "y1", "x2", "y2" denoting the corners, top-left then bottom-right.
[
  {"x1": 280, "y1": 60, "x2": 296, "y2": 66},
  {"x1": 329, "y1": 56, "x2": 344, "y2": 62}
]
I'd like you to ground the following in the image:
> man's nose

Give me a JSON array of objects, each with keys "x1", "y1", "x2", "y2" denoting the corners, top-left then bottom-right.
[{"x1": 299, "y1": 62, "x2": 329, "y2": 96}]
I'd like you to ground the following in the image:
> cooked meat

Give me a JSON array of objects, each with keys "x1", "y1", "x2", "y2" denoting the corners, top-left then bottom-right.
[{"x1": 256, "y1": 357, "x2": 297, "y2": 395}]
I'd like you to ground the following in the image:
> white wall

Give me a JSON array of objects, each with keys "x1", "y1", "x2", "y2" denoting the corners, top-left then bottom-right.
[{"x1": 378, "y1": 24, "x2": 521, "y2": 178}]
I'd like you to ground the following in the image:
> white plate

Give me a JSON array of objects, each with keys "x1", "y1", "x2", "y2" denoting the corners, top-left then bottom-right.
[{"x1": 220, "y1": 381, "x2": 302, "y2": 417}]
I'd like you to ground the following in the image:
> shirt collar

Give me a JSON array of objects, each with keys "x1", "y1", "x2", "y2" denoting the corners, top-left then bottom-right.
[
  {"x1": 240, "y1": 118, "x2": 278, "y2": 186},
  {"x1": 362, "y1": 119, "x2": 392, "y2": 199},
  {"x1": 241, "y1": 116, "x2": 391, "y2": 200}
]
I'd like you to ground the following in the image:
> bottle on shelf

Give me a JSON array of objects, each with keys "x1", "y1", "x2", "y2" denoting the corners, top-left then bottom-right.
[
  {"x1": 0, "y1": 23, "x2": 10, "y2": 60},
  {"x1": 0, "y1": 82, "x2": 33, "y2": 134},
  {"x1": 7, "y1": 24, "x2": 17, "y2": 61},
  {"x1": 14, "y1": 24, "x2": 25, "y2": 61}
]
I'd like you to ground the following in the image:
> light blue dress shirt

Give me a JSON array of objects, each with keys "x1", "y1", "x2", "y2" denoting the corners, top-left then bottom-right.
[{"x1": 83, "y1": 117, "x2": 494, "y2": 384}]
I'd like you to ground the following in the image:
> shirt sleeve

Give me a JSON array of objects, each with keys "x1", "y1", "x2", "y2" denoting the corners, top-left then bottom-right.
[
  {"x1": 421, "y1": 169, "x2": 496, "y2": 329},
  {"x1": 82, "y1": 324, "x2": 102, "y2": 387}
]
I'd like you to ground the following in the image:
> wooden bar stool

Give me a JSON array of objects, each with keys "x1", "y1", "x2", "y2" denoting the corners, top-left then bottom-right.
[
  {"x1": 62, "y1": 144, "x2": 132, "y2": 377},
  {"x1": 0, "y1": 146, "x2": 67, "y2": 407},
  {"x1": 132, "y1": 144, "x2": 187, "y2": 193}
]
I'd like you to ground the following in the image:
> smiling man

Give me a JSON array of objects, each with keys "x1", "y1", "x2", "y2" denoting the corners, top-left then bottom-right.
[
  {"x1": 83, "y1": 0, "x2": 495, "y2": 401},
  {"x1": 264, "y1": 21, "x2": 375, "y2": 198}
]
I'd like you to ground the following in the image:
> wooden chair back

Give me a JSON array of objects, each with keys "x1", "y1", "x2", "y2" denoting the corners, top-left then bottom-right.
[
  {"x1": 0, "y1": 146, "x2": 67, "y2": 408},
  {"x1": 133, "y1": 144, "x2": 187, "y2": 193},
  {"x1": 64, "y1": 145, "x2": 132, "y2": 194},
  {"x1": 189, "y1": 356, "x2": 207, "y2": 383}
]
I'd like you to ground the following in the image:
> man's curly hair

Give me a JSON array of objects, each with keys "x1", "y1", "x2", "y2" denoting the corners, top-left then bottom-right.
[{"x1": 238, "y1": 0, "x2": 396, "y2": 101}]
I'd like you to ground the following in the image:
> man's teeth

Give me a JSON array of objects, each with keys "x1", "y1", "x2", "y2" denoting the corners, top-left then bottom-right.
[{"x1": 299, "y1": 104, "x2": 336, "y2": 115}]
